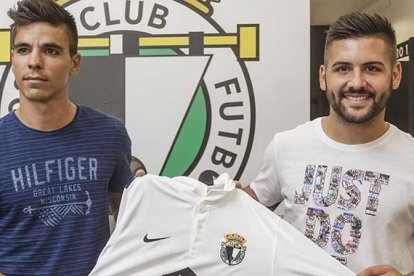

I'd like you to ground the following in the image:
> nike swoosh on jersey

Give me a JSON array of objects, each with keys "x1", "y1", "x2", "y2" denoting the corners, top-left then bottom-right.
[{"x1": 143, "y1": 233, "x2": 170, "y2": 243}]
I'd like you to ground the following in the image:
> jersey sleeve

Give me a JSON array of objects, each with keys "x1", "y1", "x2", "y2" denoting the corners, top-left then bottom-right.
[
  {"x1": 273, "y1": 218, "x2": 355, "y2": 275},
  {"x1": 250, "y1": 135, "x2": 283, "y2": 206},
  {"x1": 109, "y1": 125, "x2": 134, "y2": 193}
]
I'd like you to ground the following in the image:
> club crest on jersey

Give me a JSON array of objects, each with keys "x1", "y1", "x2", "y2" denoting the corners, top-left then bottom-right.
[{"x1": 220, "y1": 233, "x2": 247, "y2": 266}]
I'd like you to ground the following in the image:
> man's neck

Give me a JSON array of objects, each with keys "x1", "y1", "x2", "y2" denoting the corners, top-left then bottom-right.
[
  {"x1": 15, "y1": 100, "x2": 77, "y2": 132},
  {"x1": 321, "y1": 113, "x2": 389, "y2": 145}
]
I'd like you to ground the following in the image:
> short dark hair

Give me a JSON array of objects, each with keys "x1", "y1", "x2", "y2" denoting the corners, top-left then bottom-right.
[
  {"x1": 324, "y1": 13, "x2": 396, "y2": 64},
  {"x1": 8, "y1": 0, "x2": 78, "y2": 56}
]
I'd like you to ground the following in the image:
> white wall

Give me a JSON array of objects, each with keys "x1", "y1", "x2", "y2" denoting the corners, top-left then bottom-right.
[{"x1": 363, "y1": 0, "x2": 414, "y2": 44}]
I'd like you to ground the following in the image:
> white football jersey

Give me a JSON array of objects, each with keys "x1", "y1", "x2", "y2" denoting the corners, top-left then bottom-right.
[{"x1": 90, "y1": 174, "x2": 354, "y2": 276}]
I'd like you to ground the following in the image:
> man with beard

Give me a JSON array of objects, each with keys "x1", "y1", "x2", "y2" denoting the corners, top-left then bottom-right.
[{"x1": 240, "y1": 13, "x2": 414, "y2": 276}]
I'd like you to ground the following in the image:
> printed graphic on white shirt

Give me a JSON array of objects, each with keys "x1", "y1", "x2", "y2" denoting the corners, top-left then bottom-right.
[{"x1": 294, "y1": 164, "x2": 389, "y2": 265}]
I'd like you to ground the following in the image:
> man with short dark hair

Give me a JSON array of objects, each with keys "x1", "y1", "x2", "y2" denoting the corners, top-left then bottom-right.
[
  {"x1": 241, "y1": 13, "x2": 414, "y2": 276},
  {"x1": 0, "y1": 0, "x2": 133, "y2": 274}
]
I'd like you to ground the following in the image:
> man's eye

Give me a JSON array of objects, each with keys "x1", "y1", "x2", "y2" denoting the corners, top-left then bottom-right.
[
  {"x1": 46, "y1": 49, "x2": 59, "y2": 55},
  {"x1": 16, "y1": 48, "x2": 29, "y2": 54},
  {"x1": 334, "y1": 66, "x2": 349, "y2": 72},
  {"x1": 366, "y1": 66, "x2": 380, "y2": 72}
]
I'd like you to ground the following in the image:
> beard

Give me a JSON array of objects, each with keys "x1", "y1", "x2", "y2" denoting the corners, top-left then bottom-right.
[{"x1": 325, "y1": 80, "x2": 392, "y2": 124}]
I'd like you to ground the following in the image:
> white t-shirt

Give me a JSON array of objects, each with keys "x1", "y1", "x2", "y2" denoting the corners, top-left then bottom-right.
[
  {"x1": 90, "y1": 173, "x2": 353, "y2": 276},
  {"x1": 251, "y1": 118, "x2": 414, "y2": 274}
]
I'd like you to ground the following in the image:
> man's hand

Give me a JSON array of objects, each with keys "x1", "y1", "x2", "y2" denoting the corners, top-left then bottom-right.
[
  {"x1": 135, "y1": 169, "x2": 146, "y2": 178},
  {"x1": 357, "y1": 265, "x2": 410, "y2": 276},
  {"x1": 234, "y1": 180, "x2": 243, "y2": 189},
  {"x1": 234, "y1": 181, "x2": 259, "y2": 201}
]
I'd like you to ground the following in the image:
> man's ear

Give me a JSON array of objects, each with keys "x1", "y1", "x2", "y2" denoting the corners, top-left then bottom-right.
[
  {"x1": 392, "y1": 61, "x2": 402, "y2": 90},
  {"x1": 319, "y1": 64, "x2": 327, "y2": 91},
  {"x1": 70, "y1": 53, "x2": 81, "y2": 75},
  {"x1": 11, "y1": 49, "x2": 14, "y2": 73}
]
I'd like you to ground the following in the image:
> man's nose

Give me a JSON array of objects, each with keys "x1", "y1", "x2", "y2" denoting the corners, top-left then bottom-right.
[
  {"x1": 27, "y1": 50, "x2": 43, "y2": 70},
  {"x1": 347, "y1": 69, "x2": 366, "y2": 90}
]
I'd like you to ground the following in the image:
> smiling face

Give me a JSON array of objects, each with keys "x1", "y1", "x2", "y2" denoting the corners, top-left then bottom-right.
[
  {"x1": 11, "y1": 22, "x2": 80, "y2": 104},
  {"x1": 319, "y1": 37, "x2": 401, "y2": 124}
]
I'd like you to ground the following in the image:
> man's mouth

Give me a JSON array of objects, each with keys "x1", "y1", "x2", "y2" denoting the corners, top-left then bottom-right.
[
  {"x1": 23, "y1": 75, "x2": 48, "y2": 83},
  {"x1": 343, "y1": 94, "x2": 371, "y2": 102}
]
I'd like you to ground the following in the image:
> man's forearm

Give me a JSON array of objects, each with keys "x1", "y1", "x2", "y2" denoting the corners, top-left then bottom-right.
[{"x1": 109, "y1": 192, "x2": 122, "y2": 221}]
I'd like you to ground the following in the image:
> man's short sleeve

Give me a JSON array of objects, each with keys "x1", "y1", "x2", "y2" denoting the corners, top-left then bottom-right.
[{"x1": 250, "y1": 136, "x2": 283, "y2": 206}]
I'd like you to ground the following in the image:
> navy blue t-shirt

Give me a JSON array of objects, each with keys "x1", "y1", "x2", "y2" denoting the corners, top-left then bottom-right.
[{"x1": 0, "y1": 106, "x2": 133, "y2": 275}]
